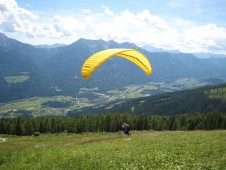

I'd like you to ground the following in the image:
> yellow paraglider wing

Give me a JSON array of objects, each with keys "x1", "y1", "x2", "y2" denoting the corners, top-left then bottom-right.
[{"x1": 81, "y1": 48, "x2": 152, "y2": 80}]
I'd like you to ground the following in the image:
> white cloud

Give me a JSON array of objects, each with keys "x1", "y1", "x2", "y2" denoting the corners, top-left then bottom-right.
[
  {"x1": 182, "y1": 24, "x2": 226, "y2": 53},
  {"x1": 102, "y1": 5, "x2": 115, "y2": 17},
  {"x1": 51, "y1": 15, "x2": 84, "y2": 36},
  {"x1": 0, "y1": 0, "x2": 38, "y2": 32},
  {"x1": 1, "y1": 1, "x2": 226, "y2": 54}
]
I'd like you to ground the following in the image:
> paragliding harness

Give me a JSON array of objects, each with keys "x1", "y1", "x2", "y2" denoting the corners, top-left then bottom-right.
[{"x1": 122, "y1": 123, "x2": 131, "y2": 136}]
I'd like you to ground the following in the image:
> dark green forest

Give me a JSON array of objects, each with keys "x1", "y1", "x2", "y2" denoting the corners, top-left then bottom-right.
[{"x1": 1, "y1": 111, "x2": 225, "y2": 136}]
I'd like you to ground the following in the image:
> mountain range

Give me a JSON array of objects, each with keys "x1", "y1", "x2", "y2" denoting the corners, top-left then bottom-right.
[
  {"x1": 1, "y1": 32, "x2": 226, "y2": 103},
  {"x1": 142, "y1": 45, "x2": 226, "y2": 58}
]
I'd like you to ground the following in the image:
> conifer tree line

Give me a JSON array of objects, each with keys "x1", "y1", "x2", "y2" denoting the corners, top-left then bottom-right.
[{"x1": 0, "y1": 111, "x2": 226, "y2": 136}]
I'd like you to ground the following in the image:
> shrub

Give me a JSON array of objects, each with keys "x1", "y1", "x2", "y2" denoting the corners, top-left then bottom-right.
[{"x1": 33, "y1": 132, "x2": 41, "y2": 136}]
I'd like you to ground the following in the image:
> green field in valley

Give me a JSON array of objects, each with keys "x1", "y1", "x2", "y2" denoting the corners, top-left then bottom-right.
[
  {"x1": 0, "y1": 130, "x2": 225, "y2": 169},
  {"x1": 4, "y1": 74, "x2": 30, "y2": 84}
]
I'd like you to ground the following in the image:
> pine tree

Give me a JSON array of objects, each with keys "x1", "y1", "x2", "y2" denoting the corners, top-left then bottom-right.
[
  {"x1": 24, "y1": 118, "x2": 34, "y2": 135},
  {"x1": 15, "y1": 117, "x2": 23, "y2": 136}
]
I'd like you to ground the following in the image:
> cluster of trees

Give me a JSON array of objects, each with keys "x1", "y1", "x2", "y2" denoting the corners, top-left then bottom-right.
[{"x1": 0, "y1": 111, "x2": 225, "y2": 136}]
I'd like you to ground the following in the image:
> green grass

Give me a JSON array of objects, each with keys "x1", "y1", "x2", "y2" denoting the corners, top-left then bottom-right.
[
  {"x1": 4, "y1": 75, "x2": 30, "y2": 84},
  {"x1": 79, "y1": 87, "x2": 99, "y2": 92},
  {"x1": 0, "y1": 130, "x2": 225, "y2": 169}
]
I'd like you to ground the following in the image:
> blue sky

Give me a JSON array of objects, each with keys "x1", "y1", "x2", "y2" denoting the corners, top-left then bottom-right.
[{"x1": 1, "y1": 0, "x2": 226, "y2": 54}]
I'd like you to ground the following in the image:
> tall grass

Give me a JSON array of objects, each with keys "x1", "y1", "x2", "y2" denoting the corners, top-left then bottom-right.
[{"x1": 0, "y1": 130, "x2": 225, "y2": 169}]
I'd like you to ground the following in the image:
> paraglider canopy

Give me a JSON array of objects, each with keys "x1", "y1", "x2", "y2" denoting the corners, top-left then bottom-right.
[{"x1": 81, "y1": 48, "x2": 152, "y2": 80}]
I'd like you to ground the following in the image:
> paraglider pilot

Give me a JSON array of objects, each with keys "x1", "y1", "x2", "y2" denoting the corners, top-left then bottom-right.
[{"x1": 121, "y1": 122, "x2": 131, "y2": 136}]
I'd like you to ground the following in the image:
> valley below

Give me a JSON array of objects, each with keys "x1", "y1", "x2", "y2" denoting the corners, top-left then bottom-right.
[{"x1": 0, "y1": 78, "x2": 216, "y2": 118}]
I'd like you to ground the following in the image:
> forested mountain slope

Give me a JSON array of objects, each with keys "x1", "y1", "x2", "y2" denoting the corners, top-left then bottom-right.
[{"x1": 69, "y1": 83, "x2": 226, "y2": 115}]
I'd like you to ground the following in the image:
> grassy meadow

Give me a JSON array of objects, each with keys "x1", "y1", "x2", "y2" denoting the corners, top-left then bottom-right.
[{"x1": 0, "y1": 130, "x2": 225, "y2": 169}]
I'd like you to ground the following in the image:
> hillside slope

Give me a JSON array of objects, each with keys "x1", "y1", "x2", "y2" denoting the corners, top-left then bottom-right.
[
  {"x1": 1, "y1": 131, "x2": 225, "y2": 169},
  {"x1": 69, "y1": 83, "x2": 226, "y2": 115}
]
